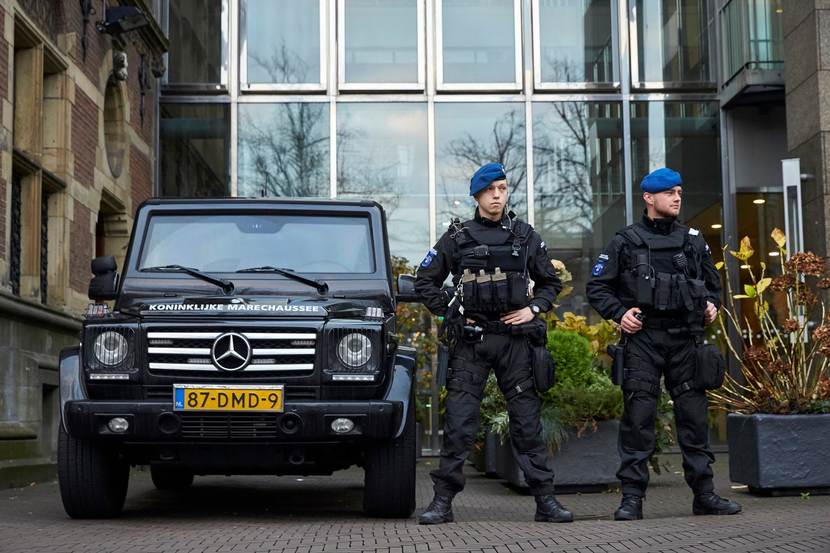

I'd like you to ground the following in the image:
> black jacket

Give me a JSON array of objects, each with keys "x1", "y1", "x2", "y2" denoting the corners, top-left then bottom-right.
[
  {"x1": 414, "y1": 209, "x2": 562, "y2": 318},
  {"x1": 586, "y1": 213, "x2": 722, "y2": 323}
]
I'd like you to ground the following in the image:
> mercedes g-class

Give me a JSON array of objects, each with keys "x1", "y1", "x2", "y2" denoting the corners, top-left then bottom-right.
[{"x1": 58, "y1": 199, "x2": 418, "y2": 518}]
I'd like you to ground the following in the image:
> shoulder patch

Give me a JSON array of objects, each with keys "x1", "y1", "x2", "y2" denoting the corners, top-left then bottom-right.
[
  {"x1": 688, "y1": 228, "x2": 700, "y2": 236},
  {"x1": 591, "y1": 255, "x2": 607, "y2": 277},
  {"x1": 420, "y1": 248, "x2": 438, "y2": 268}
]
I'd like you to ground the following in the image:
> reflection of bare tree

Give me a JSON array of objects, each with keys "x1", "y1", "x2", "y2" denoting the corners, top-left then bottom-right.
[
  {"x1": 336, "y1": 123, "x2": 399, "y2": 217},
  {"x1": 240, "y1": 48, "x2": 327, "y2": 197},
  {"x1": 533, "y1": 101, "x2": 622, "y2": 239},
  {"x1": 441, "y1": 109, "x2": 526, "y2": 221}
]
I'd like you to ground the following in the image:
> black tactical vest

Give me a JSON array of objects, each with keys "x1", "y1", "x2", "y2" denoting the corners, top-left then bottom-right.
[
  {"x1": 450, "y1": 215, "x2": 532, "y2": 313},
  {"x1": 617, "y1": 223, "x2": 707, "y2": 320}
]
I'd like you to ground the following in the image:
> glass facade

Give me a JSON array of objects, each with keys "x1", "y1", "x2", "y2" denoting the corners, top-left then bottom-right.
[
  {"x1": 158, "y1": 0, "x2": 728, "y2": 453},
  {"x1": 160, "y1": 0, "x2": 722, "y2": 316}
]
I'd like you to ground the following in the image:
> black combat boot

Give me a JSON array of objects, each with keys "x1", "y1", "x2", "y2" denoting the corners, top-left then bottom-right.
[
  {"x1": 418, "y1": 494, "x2": 454, "y2": 524},
  {"x1": 693, "y1": 492, "x2": 742, "y2": 515},
  {"x1": 614, "y1": 494, "x2": 643, "y2": 520},
  {"x1": 534, "y1": 495, "x2": 574, "y2": 522}
]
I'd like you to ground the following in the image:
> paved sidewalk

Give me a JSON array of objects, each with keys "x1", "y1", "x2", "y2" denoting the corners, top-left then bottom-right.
[{"x1": 1, "y1": 454, "x2": 829, "y2": 553}]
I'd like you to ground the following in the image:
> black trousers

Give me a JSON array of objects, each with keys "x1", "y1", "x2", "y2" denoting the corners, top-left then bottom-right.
[
  {"x1": 618, "y1": 328, "x2": 715, "y2": 497},
  {"x1": 430, "y1": 332, "x2": 555, "y2": 498}
]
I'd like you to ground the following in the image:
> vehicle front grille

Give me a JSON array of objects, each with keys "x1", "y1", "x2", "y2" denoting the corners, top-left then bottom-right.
[
  {"x1": 146, "y1": 328, "x2": 318, "y2": 376},
  {"x1": 179, "y1": 413, "x2": 278, "y2": 439}
]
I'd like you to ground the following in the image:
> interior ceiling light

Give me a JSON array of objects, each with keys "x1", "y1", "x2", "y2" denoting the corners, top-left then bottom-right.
[
  {"x1": 753, "y1": 198, "x2": 766, "y2": 205},
  {"x1": 769, "y1": 251, "x2": 780, "y2": 257},
  {"x1": 711, "y1": 224, "x2": 722, "y2": 229}
]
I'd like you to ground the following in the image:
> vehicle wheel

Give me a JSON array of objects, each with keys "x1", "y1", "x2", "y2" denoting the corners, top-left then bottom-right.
[
  {"x1": 57, "y1": 424, "x2": 129, "y2": 519},
  {"x1": 150, "y1": 466, "x2": 194, "y2": 491},
  {"x1": 363, "y1": 400, "x2": 416, "y2": 518}
]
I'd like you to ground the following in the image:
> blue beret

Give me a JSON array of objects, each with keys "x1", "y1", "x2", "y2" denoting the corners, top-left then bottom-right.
[
  {"x1": 470, "y1": 163, "x2": 507, "y2": 196},
  {"x1": 640, "y1": 167, "x2": 682, "y2": 193}
]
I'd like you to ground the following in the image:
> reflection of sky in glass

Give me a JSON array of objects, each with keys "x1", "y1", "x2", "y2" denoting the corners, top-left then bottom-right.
[
  {"x1": 336, "y1": 103, "x2": 429, "y2": 266},
  {"x1": 442, "y1": 0, "x2": 515, "y2": 83},
  {"x1": 237, "y1": 103, "x2": 329, "y2": 198},
  {"x1": 630, "y1": 102, "x2": 720, "y2": 227},
  {"x1": 532, "y1": 102, "x2": 624, "y2": 319},
  {"x1": 636, "y1": 0, "x2": 709, "y2": 82},
  {"x1": 168, "y1": 0, "x2": 222, "y2": 84},
  {"x1": 539, "y1": 0, "x2": 613, "y2": 83},
  {"x1": 245, "y1": 0, "x2": 320, "y2": 84},
  {"x1": 435, "y1": 103, "x2": 526, "y2": 228},
  {"x1": 345, "y1": 0, "x2": 418, "y2": 83}
]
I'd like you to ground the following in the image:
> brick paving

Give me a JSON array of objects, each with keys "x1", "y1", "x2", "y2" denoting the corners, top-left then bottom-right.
[{"x1": 1, "y1": 454, "x2": 829, "y2": 553}]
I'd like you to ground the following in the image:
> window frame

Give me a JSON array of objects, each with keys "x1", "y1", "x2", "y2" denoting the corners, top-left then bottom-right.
[
  {"x1": 337, "y1": 0, "x2": 426, "y2": 91},
  {"x1": 628, "y1": 0, "x2": 717, "y2": 91},
  {"x1": 531, "y1": 0, "x2": 621, "y2": 91},
  {"x1": 161, "y1": 0, "x2": 230, "y2": 93},
  {"x1": 435, "y1": 0, "x2": 524, "y2": 92},
  {"x1": 239, "y1": 0, "x2": 328, "y2": 93}
]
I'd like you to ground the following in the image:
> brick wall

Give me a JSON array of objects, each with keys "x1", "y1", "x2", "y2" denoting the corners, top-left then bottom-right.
[
  {"x1": 61, "y1": 0, "x2": 107, "y2": 88},
  {"x1": 72, "y1": 89, "x2": 98, "y2": 189},
  {"x1": 69, "y1": 199, "x2": 91, "y2": 294},
  {"x1": 130, "y1": 145, "x2": 152, "y2": 215}
]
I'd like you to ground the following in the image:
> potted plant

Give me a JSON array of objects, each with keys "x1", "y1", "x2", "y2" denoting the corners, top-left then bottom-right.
[{"x1": 711, "y1": 230, "x2": 830, "y2": 494}]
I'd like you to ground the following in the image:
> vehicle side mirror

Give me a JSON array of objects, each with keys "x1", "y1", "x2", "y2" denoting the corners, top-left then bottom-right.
[
  {"x1": 88, "y1": 256, "x2": 119, "y2": 301},
  {"x1": 395, "y1": 274, "x2": 419, "y2": 303}
]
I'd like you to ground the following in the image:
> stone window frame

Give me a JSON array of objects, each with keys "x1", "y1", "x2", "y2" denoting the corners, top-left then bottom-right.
[{"x1": 9, "y1": 13, "x2": 69, "y2": 308}]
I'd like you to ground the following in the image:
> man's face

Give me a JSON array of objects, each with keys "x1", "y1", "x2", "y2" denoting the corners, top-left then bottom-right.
[
  {"x1": 475, "y1": 179, "x2": 508, "y2": 219},
  {"x1": 645, "y1": 186, "x2": 682, "y2": 218}
]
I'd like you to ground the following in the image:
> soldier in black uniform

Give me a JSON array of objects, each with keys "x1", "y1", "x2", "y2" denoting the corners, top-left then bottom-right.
[
  {"x1": 587, "y1": 167, "x2": 741, "y2": 520},
  {"x1": 415, "y1": 163, "x2": 573, "y2": 525}
]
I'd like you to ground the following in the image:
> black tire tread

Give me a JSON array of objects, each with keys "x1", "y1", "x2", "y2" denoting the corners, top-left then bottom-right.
[
  {"x1": 57, "y1": 425, "x2": 129, "y2": 519},
  {"x1": 363, "y1": 401, "x2": 416, "y2": 518}
]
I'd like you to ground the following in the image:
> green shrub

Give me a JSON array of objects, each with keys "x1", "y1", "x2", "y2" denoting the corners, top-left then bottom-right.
[{"x1": 547, "y1": 330, "x2": 594, "y2": 388}]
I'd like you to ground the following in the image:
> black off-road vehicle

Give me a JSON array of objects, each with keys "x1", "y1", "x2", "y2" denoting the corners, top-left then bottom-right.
[{"x1": 58, "y1": 199, "x2": 419, "y2": 518}]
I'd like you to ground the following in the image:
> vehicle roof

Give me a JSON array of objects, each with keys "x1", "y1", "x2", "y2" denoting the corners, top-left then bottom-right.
[{"x1": 138, "y1": 197, "x2": 383, "y2": 211}]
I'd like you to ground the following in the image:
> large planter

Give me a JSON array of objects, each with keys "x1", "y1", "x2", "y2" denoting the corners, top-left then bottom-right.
[
  {"x1": 728, "y1": 413, "x2": 830, "y2": 494},
  {"x1": 495, "y1": 420, "x2": 619, "y2": 492}
]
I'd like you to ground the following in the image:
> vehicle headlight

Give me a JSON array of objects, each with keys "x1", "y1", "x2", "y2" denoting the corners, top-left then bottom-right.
[
  {"x1": 336, "y1": 333, "x2": 372, "y2": 367},
  {"x1": 93, "y1": 331, "x2": 129, "y2": 366}
]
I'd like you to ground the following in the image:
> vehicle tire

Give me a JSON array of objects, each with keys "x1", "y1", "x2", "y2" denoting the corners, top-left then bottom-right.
[
  {"x1": 150, "y1": 466, "x2": 194, "y2": 491},
  {"x1": 57, "y1": 424, "x2": 129, "y2": 519},
  {"x1": 363, "y1": 400, "x2": 416, "y2": 518}
]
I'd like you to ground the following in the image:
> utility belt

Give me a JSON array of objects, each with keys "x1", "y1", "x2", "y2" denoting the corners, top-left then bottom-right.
[
  {"x1": 606, "y1": 334, "x2": 725, "y2": 395},
  {"x1": 460, "y1": 267, "x2": 530, "y2": 313},
  {"x1": 456, "y1": 317, "x2": 555, "y2": 395}
]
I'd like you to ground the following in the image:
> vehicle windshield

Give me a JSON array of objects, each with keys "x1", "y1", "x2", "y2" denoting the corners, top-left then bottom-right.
[{"x1": 138, "y1": 214, "x2": 375, "y2": 274}]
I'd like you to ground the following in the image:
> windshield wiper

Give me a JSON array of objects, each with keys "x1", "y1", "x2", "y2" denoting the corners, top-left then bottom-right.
[
  {"x1": 236, "y1": 266, "x2": 328, "y2": 295},
  {"x1": 142, "y1": 265, "x2": 235, "y2": 295}
]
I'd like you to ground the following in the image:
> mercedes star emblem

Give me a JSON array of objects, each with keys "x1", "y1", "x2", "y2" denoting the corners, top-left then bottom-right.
[{"x1": 211, "y1": 332, "x2": 251, "y2": 371}]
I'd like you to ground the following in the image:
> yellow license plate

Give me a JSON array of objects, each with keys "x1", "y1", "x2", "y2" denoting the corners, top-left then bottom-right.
[{"x1": 173, "y1": 384, "x2": 284, "y2": 412}]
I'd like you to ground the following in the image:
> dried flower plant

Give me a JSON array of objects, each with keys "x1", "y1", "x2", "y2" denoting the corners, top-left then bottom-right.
[{"x1": 710, "y1": 229, "x2": 830, "y2": 414}]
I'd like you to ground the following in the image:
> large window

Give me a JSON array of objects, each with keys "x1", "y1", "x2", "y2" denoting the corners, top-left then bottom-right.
[
  {"x1": 437, "y1": 0, "x2": 522, "y2": 90},
  {"x1": 533, "y1": 102, "x2": 624, "y2": 317},
  {"x1": 165, "y1": 0, "x2": 227, "y2": 89},
  {"x1": 241, "y1": 0, "x2": 326, "y2": 90},
  {"x1": 336, "y1": 103, "x2": 429, "y2": 266},
  {"x1": 630, "y1": 101, "x2": 721, "y2": 247},
  {"x1": 435, "y1": 102, "x2": 526, "y2": 226},
  {"x1": 160, "y1": 103, "x2": 230, "y2": 197},
  {"x1": 237, "y1": 102, "x2": 330, "y2": 198},
  {"x1": 339, "y1": 0, "x2": 424, "y2": 89},
  {"x1": 533, "y1": 0, "x2": 616, "y2": 88},
  {"x1": 633, "y1": 0, "x2": 712, "y2": 86}
]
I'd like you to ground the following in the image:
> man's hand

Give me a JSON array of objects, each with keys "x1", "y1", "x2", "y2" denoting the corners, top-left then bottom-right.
[
  {"x1": 620, "y1": 307, "x2": 643, "y2": 334},
  {"x1": 501, "y1": 306, "x2": 534, "y2": 325},
  {"x1": 704, "y1": 301, "x2": 718, "y2": 324}
]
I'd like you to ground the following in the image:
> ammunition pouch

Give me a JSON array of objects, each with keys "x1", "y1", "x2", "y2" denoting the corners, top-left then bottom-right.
[
  {"x1": 694, "y1": 343, "x2": 725, "y2": 391},
  {"x1": 461, "y1": 270, "x2": 529, "y2": 312}
]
